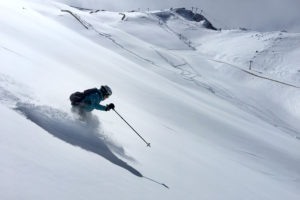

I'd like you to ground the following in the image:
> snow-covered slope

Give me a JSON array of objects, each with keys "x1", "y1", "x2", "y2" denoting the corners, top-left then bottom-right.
[{"x1": 1, "y1": 0, "x2": 300, "y2": 199}]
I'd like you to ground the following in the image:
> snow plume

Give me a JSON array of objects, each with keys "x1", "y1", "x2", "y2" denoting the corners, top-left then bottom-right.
[
  {"x1": 0, "y1": 74, "x2": 141, "y2": 177},
  {"x1": 14, "y1": 102, "x2": 143, "y2": 177}
]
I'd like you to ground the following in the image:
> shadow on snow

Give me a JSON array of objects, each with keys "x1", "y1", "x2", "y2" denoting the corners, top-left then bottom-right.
[{"x1": 15, "y1": 102, "x2": 142, "y2": 177}]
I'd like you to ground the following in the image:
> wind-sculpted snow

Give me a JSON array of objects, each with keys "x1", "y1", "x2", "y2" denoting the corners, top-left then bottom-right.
[{"x1": 14, "y1": 102, "x2": 143, "y2": 177}]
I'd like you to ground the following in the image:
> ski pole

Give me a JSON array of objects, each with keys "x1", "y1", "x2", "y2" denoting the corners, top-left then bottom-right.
[{"x1": 113, "y1": 109, "x2": 151, "y2": 147}]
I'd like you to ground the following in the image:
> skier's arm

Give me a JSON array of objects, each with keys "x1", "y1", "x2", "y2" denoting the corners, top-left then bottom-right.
[{"x1": 94, "y1": 103, "x2": 107, "y2": 111}]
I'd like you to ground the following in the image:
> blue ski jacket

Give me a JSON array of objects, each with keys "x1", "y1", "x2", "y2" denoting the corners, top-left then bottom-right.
[{"x1": 81, "y1": 89, "x2": 107, "y2": 112}]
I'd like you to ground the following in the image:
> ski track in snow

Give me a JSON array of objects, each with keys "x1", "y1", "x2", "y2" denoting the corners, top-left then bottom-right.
[
  {"x1": 0, "y1": 45, "x2": 24, "y2": 57},
  {"x1": 150, "y1": 13, "x2": 196, "y2": 50}
]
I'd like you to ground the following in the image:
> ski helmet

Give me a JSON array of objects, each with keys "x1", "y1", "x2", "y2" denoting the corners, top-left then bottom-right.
[{"x1": 101, "y1": 85, "x2": 112, "y2": 96}]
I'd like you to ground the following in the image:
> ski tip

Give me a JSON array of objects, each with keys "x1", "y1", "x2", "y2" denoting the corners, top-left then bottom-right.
[{"x1": 147, "y1": 143, "x2": 151, "y2": 147}]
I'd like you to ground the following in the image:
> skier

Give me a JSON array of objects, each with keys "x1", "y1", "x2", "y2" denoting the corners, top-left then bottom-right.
[
  {"x1": 70, "y1": 85, "x2": 151, "y2": 147},
  {"x1": 70, "y1": 85, "x2": 115, "y2": 117}
]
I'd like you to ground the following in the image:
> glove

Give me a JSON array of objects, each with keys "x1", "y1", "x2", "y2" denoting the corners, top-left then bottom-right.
[{"x1": 105, "y1": 103, "x2": 115, "y2": 111}]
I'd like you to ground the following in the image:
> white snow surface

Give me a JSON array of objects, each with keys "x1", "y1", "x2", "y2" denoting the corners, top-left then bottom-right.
[{"x1": 1, "y1": 0, "x2": 300, "y2": 199}]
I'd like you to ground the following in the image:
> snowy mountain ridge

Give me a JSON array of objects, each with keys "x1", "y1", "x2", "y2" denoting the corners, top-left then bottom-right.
[{"x1": 1, "y1": 0, "x2": 300, "y2": 199}]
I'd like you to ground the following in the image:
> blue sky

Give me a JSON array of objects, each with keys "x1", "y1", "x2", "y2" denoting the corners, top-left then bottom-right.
[{"x1": 55, "y1": 0, "x2": 300, "y2": 32}]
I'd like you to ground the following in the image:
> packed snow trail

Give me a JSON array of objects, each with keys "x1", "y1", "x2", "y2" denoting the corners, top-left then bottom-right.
[{"x1": 208, "y1": 58, "x2": 300, "y2": 89}]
